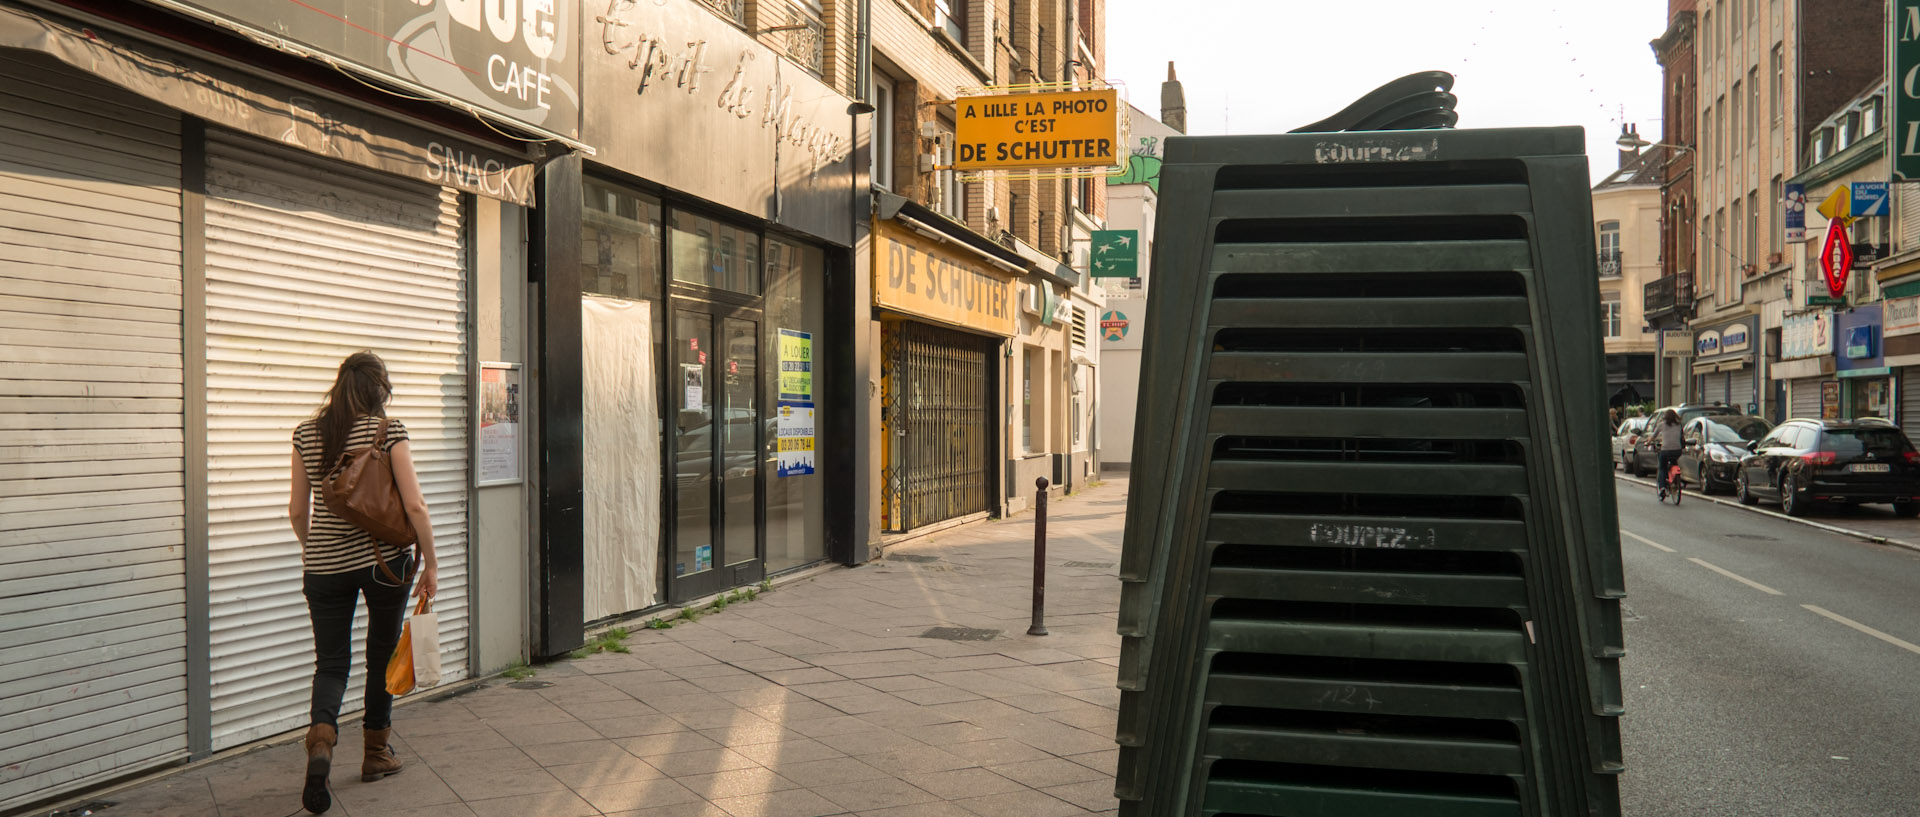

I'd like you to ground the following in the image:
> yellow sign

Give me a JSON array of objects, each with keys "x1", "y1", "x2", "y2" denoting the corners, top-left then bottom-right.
[
  {"x1": 1817, "y1": 186, "x2": 1852, "y2": 223},
  {"x1": 955, "y1": 89, "x2": 1121, "y2": 171},
  {"x1": 873, "y1": 220, "x2": 1018, "y2": 336}
]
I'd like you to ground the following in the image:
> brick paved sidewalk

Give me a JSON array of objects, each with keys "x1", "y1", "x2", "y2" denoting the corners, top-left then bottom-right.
[{"x1": 97, "y1": 479, "x2": 1129, "y2": 817}]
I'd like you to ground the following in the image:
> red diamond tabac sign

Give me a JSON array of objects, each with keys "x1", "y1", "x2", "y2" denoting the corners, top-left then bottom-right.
[{"x1": 1820, "y1": 220, "x2": 1853, "y2": 298}]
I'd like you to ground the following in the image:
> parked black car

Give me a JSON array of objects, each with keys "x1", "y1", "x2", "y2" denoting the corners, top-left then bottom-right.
[
  {"x1": 1734, "y1": 418, "x2": 1920, "y2": 517},
  {"x1": 1628, "y1": 405, "x2": 1741, "y2": 476},
  {"x1": 1676, "y1": 415, "x2": 1773, "y2": 494}
]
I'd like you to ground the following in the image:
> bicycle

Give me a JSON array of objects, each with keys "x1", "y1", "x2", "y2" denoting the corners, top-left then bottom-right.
[{"x1": 1658, "y1": 458, "x2": 1683, "y2": 505}]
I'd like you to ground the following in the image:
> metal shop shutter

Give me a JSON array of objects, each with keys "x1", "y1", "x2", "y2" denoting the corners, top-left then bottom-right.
[
  {"x1": 1791, "y1": 378, "x2": 1823, "y2": 420},
  {"x1": 0, "y1": 55, "x2": 188, "y2": 811},
  {"x1": 203, "y1": 129, "x2": 469, "y2": 749},
  {"x1": 1906, "y1": 369, "x2": 1920, "y2": 430},
  {"x1": 1729, "y1": 369, "x2": 1755, "y2": 413}
]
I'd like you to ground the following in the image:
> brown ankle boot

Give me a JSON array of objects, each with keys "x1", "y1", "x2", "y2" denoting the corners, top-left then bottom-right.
[
  {"x1": 361, "y1": 727, "x2": 403, "y2": 782},
  {"x1": 302, "y1": 723, "x2": 336, "y2": 814}
]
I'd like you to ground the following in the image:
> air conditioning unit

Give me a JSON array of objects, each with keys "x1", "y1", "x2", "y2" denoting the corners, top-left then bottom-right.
[
  {"x1": 919, "y1": 121, "x2": 941, "y2": 139},
  {"x1": 918, "y1": 153, "x2": 937, "y2": 173}
]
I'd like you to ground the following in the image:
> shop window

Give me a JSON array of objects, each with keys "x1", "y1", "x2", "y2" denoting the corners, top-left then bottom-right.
[
  {"x1": 583, "y1": 180, "x2": 663, "y2": 300},
  {"x1": 764, "y1": 238, "x2": 828, "y2": 573},
  {"x1": 874, "y1": 75, "x2": 895, "y2": 191},
  {"x1": 671, "y1": 210, "x2": 761, "y2": 295}
]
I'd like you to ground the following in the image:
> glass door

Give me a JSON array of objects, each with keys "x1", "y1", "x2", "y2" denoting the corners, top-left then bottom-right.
[{"x1": 670, "y1": 306, "x2": 765, "y2": 602}]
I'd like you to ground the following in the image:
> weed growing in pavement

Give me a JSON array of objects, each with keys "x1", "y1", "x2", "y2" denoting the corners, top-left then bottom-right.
[
  {"x1": 568, "y1": 627, "x2": 633, "y2": 659},
  {"x1": 678, "y1": 607, "x2": 699, "y2": 621},
  {"x1": 759, "y1": 579, "x2": 772, "y2": 592},
  {"x1": 647, "y1": 618, "x2": 673, "y2": 630},
  {"x1": 501, "y1": 659, "x2": 535, "y2": 680}
]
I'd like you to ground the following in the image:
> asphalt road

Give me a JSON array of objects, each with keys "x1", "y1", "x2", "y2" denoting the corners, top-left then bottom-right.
[{"x1": 1613, "y1": 475, "x2": 1920, "y2": 816}]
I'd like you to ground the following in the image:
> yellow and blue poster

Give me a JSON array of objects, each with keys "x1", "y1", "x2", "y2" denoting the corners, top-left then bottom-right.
[{"x1": 776, "y1": 401, "x2": 816, "y2": 478}]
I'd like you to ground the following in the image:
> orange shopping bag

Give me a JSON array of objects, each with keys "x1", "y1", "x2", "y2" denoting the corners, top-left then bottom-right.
[{"x1": 385, "y1": 597, "x2": 429, "y2": 696}]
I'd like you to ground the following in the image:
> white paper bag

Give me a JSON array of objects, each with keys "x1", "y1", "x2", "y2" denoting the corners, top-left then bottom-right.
[{"x1": 409, "y1": 599, "x2": 443, "y2": 688}]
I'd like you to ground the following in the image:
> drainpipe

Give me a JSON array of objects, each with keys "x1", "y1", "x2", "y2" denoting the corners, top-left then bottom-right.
[{"x1": 853, "y1": 0, "x2": 874, "y2": 113}]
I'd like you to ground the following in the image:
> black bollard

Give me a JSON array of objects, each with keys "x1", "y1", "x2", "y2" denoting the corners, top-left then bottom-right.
[{"x1": 1029, "y1": 477, "x2": 1049, "y2": 636}]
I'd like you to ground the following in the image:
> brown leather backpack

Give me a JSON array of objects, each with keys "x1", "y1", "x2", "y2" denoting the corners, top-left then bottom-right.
[{"x1": 320, "y1": 418, "x2": 417, "y2": 583}]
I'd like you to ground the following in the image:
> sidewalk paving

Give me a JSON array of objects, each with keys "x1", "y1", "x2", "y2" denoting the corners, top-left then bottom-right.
[{"x1": 97, "y1": 479, "x2": 1131, "y2": 817}]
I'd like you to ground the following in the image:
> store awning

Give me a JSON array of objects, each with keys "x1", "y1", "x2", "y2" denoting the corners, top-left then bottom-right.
[
  {"x1": 0, "y1": 5, "x2": 536, "y2": 205},
  {"x1": 1690, "y1": 356, "x2": 1751, "y2": 374},
  {"x1": 1771, "y1": 356, "x2": 1835, "y2": 380}
]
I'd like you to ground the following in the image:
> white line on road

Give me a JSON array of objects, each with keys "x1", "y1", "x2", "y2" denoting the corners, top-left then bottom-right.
[
  {"x1": 1686, "y1": 557, "x2": 1785, "y2": 595},
  {"x1": 1802, "y1": 605, "x2": 1920, "y2": 656},
  {"x1": 1621, "y1": 530, "x2": 1676, "y2": 553}
]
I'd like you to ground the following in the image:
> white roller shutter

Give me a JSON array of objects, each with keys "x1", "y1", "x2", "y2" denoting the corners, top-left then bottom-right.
[
  {"x1": 204, "y1": 129, "x2": 469, "y2": 749},
  {"x1": 0, "y1": 55, "x2": 188, "y2": 810},
  {"x1": 1729, "y1": 369, "x2": 1755, "y2": 413},
  {"x1": 1790, "y1": 377, "x2": 1824, "y2": 421}
]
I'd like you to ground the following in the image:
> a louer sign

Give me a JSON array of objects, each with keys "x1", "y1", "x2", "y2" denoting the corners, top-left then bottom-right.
[
  {"x1": 1896, "y1": 0, "x2": 1920, "y2": 179},
  {"x1": 164, "y1": 0, "x2": 582, "y2": 141}
]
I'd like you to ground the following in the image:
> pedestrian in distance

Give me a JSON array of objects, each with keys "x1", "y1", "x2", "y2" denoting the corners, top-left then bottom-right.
[
  {"x1": 1653, "y1": 408, "x2": 1685, "y2": 501},
  {"x1": 287, "y1": 351, "x2": 439, "y2": 814}
]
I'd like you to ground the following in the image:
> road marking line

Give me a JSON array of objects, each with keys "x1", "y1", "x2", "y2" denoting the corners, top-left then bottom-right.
[
  {"x1": 1621, "y1": 531, "x2": 1676, "y2": 553},
  {"x1": 1802, "y1": 605, "x2": 1920, "y2": 656},
  {"x1": 1686, "y1": 558, "x2": 1785, "y2": 595}
]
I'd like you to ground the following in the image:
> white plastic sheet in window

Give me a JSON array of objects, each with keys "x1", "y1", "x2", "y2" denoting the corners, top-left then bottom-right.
[{"x1": 582, "y1": 296, "x2": 661, "y2": 618}]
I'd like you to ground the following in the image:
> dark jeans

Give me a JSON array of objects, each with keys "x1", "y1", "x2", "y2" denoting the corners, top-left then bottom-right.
[
  {"x1": 1657, "y1": 450, "x2": 1683, "y2": 489},
  {"x1": 303, "y1": 553, "x2": 413, "y2": 730}
]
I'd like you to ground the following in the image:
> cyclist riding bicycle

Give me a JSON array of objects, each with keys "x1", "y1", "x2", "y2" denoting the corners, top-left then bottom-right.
[{"x1": 1653, "y1": 408, "x2": 1684, "y2": 500}]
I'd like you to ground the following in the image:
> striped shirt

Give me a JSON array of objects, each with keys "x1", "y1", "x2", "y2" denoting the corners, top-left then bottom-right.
[{"x1": 293, "y1": 416, "x2": 412, "y2": 575}]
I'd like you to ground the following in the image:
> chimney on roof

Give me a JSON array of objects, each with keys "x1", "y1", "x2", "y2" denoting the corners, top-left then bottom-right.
[
  {"x1": 1162, "y1": 62, "x2": 1187, "y2": 134},
  {"x1": 1619, "y1": 123, "x2": 1642, "y2": 170}
]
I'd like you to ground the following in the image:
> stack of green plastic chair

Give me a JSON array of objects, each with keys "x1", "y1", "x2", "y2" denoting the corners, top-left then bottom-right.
[{"x1": 1115, "y1": 127, "x2": 1624, "y2": 817}]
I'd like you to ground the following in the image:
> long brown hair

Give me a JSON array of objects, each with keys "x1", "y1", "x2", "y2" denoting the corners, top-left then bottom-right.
[{"x1": 315, "y1": 351, "x2": 392, "y2": 469}]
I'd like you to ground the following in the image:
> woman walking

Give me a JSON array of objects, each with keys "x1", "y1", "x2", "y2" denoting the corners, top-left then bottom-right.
[{"x1": 288, "y1": 352, "x2": 438, "y2": 814}]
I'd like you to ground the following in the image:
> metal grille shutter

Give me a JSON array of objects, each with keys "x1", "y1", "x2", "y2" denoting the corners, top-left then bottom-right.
[
  {"x1": 1700, "y1": 372, "x2": 1728, "y2": 406},
  {"x1": 1904, "y1": 369, "x2": 1920, "y2": 430},
  {"x1": 1790, "y1": 377, "x2": 1823, "y2": 420},
  {"x1": 0, "y1": 55, "x2": 188, "y2": 810},
  {"x1": 203, "y1": 129, "x2": 469, "y2": 749},
  {"x1": 1729, "y1": 369, "x2": 1755, "y2": 412}
]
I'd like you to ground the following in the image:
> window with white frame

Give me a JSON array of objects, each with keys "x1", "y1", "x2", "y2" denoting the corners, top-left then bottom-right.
[
  {"x1": 873, "y1": 75, "x2": 895, "y2": 191},
  {"x1": 1597, "y1": 220, "x2": 1621, "y2": 277},
  {"x1": 936, "y1": 119, "x2": 961, "y2": 219},
  {"x1": 1602, "y1": 294, "x2": 1622, "y2": 339}
]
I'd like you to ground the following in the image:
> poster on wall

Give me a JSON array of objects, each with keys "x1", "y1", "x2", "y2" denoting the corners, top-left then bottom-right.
[
  {"x1": 776, "y1": 401, "x2": 816, "y2": 477},
  {"x1": 1822, "y1": 381, "x2": 1841, "y2": 420},
  {"x1": 477, "y1": 362, "x2": 522, "y2": 486},
  {"x1": 779, "y1": 329, "x2": 813, "y2": 402}
]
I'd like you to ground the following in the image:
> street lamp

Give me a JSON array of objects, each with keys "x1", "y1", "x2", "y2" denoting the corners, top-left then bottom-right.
[{"x1": 1615, "y1": 132, "x2": 1693, "y2": 156}]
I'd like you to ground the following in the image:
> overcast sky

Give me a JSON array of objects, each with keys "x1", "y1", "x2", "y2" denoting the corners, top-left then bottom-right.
[{"x1": 1102, "y1": 0, "x2": 1670, "y2": 183}]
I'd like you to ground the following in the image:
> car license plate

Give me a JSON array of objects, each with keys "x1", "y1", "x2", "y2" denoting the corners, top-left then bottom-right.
[{"x1": 1851, "y1": 463, "x2": 1891, "y2": 473}]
